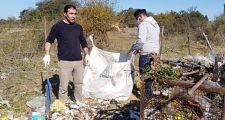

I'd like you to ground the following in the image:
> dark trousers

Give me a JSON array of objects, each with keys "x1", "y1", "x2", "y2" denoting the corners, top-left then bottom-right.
[{"x1": 139, "y1": 55, "x2": 153, "y2": 96}]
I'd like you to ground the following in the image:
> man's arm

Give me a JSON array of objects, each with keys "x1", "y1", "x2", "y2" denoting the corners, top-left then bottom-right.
[
  {"x1": 42, "y1": 23, "x2": 57, "y2": 68},
  {"x1": 45, "y1": 42, "x2": 52, "y2": 55},
  {"x1": 83, "y1": 47, "x2": 89, "y2": 55},
  {"x1": 79, "y1": 26, "x2": 88, "y2": 55},
  {"x1": 128, "y1": 23, "x2": 147, "y2": 53}
]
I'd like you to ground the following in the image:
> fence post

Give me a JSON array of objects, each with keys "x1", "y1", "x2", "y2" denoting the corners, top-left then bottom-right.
[
  {"x1": 140, "y1": 77, "x2": 145, "y2": 120},
  {"x1": 223, "y1": 95, "x2": 225, "y2": 120},
  {"x1": 159, "y1": 26, "x2": 164, "y2": 58},
  {"x1": 187, "y1": 32, "x2": 191, "y2": 55},
  {"x1": 44, "y1": 16, "x2": 47, "y2": 40},
  {"x1": 202, "y1": 32, "x2": 212, "y2": 50}
]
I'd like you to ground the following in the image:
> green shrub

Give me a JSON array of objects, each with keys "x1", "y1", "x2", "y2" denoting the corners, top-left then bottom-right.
[{"x1": 143, "y1": 65, "x2": 178, "y2": 80}]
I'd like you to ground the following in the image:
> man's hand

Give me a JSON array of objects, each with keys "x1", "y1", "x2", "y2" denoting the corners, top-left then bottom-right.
[
  {"x1": 43, "y1": 54, "x2": 50, "y2": 68},
  {"x1": 85, "y1": 54, "x2": 90, "y2": 65},
  {"x1": 132, "y1": 50, "x2": 138, "y2": 55}
]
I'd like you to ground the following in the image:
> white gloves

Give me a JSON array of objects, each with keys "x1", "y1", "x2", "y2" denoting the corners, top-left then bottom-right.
[
  {"x1": 85, "y1": 54, "x2": 90, "y2": 65},
  {"x1": 43, "y1": 54, "x2": 50, "y2": 68}
]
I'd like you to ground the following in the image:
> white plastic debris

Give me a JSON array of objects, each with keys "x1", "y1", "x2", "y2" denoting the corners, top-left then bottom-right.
[
  {"x1": 51, "y1": 112, "x2": 62, "y2": 120},
  {"x1": 144, "y1": 108, "x2": 160, "y2": 119},
  {"x1": 202, "y1": 112, "x2": 212, "y2": 120},
  {"x1": 161, "y1": 88, "x2": 173, "y2": 96},
  {"x1": 69, "y1": 104, "x2": 80, "y2": 110},
  {"x1": 153, "y1": 90, "x2": 160, "y2": 95},
  {"x1": 85, "y1": 113, "x2": 90, "y2": 120},
  {"x1": 203, "y1": 80, "x2": 220, "y2": 87},
  {"x1": 194, "y1": 96, "x2": 211, "y2": 112},
  {"x1": 7, "y1": 111, "x2": 13, "y2": 120},
  {"x1": 184, "y1": 51, "x2": 216, "y2": 67},
  {"x1": 26, "y1": 96, "x2": 45, "y2": 109},
  {"x1": 26, "y1": 95, "x2": 45, "y2": 115},
  {"x1": 0, "y1": 96, "x2": 11, "y2": 107},
  {"x1": 0, "y1": 73, "x2": 8, "y2": 80}
]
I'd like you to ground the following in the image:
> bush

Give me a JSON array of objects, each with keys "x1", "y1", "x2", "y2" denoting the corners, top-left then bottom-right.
[
  {"x1": 143, "y1": 65, "x2": 178, "y2": 80},
  {"x1": 77, "y1": 1, "x2": 115, "y2": 48}
]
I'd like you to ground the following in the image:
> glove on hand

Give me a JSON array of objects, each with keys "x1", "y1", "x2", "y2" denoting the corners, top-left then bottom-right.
[
  {"x1": 85, "y1": 54, "x2": 90, "y2": 65},
  {"x1": 43, "y1": 54, "x2": 50, "y2": 68}
]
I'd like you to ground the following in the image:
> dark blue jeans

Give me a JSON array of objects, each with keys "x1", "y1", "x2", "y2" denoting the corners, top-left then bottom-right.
[{"x1": 139, "y1": 55, "x2": 153, "y2": 96}]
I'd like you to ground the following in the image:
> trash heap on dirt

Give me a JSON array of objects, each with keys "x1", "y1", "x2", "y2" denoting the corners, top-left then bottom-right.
[
  {"x1": 24, "y1": 96, "x2": 140, "y2": 120},
  {"x1": 143, "y1": 50, "x2": 225, "y2": 120},
  {"x1": 49, "y1": 99, "x2": 139, "y2": 120}
]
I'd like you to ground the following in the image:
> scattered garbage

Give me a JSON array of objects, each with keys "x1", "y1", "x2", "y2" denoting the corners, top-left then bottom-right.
[
  {"x1": 203, "y1": 80, "x2": 220, "y2": 87},
  {"x1": 17, "y1": 117, "x2": 29, "y2": 120},
  {"x1": 85, "y1": 113, "x2": 90, "y2": 120},
  {"x1": 50, "y1": 100, "x2": 66, "y2": 112},
  {"x1": 0, "y1": 73, "x2": 9, "y2": 80},
  {"x1": 31, "y1": 112, "x2": 42, "y2": 120},
  {"x1": 26, "y1": 95, "x2": 45, "y2": 114},
  {"x1": 0, "y1": 96, "x2": 11, "y2": 108},
  {"x1": 142, "y1": 50, "x2": 225, "y2": 119}
]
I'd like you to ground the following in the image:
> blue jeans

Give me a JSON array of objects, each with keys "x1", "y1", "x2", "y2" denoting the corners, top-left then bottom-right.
[{"x1": 139, "y1": 55, "x2": 153, "y2": 96}]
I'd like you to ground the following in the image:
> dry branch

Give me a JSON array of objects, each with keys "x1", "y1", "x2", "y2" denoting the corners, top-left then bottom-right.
[
  {"x1": 156, "y1": 79, "x2": 225, "y2": 95},
  {"x1": 182, "y1": 70, "x2": 200, "y2": 76},
  {"x1": 188, "y1": 73, "x2": 209, "y2": 95}
]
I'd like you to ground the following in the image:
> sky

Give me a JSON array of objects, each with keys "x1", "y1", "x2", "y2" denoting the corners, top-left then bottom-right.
[
  {"x1": 0, "y1": 0, "x2": 224, "y2": 21},
  {"x1": 116, "y1": 0, "x2": 225, "y2": 21}
]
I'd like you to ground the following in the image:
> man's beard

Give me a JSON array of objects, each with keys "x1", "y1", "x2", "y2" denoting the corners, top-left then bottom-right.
[{"x1": 66, "y1": 17, "x2": 75, "y2": 24}]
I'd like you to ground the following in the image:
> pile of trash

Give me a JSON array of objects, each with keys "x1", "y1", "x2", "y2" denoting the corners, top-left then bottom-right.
[
  {"x1": 48, "y1": 98, "x2": 140, "y2": 120},
  {"x1": 143, "y1": 50, "x2": 225, "y2": 120},
  {"x1": 0, "y1": 94, "x2": 140, "y2": 120}
]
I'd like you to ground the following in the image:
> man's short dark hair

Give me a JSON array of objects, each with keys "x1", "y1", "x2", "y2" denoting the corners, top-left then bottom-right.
[
  {"x1": 134, "y1": 9, "x2": 147, "y2": 19},
  {"x1": 64, "y1": 5, "x2": 76, "y2": 13}
]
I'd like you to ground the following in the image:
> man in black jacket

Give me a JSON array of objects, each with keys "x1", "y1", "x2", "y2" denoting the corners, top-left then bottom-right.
[{"x1": 43, "y1": 4, "x2": 89, "y2": 103}]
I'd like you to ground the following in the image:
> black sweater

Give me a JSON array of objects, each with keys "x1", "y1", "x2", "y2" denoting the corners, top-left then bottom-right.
[{"x1": 46, "y1": 21, "x2": 87, "y2": 61}]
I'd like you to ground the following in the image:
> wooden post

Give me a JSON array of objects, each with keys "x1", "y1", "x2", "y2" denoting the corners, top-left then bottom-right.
[
  {"x1": 187, "y1": 32, "x2": 191, "y2": 55},
  {"x1": 17, "y1": 31, "x2": 21, "y2": 59},
  {"x1": 44, "y1": 16, "x2": 47, "y2": 40},
  {"x1": 140, "y1": 77, "x2": 145, "y2": 120},
  {"x1": 213, "y1": 56, "x2": 219, "y2": 81},
  {"x1": 223, "y1": 95, "x2": 225, "y2": 120},
  {"x1": 202, "y1": 32, "x2": 212, "y2": 50},
  {"x1": 159, "y1": 26, "x2": 164, "y2": 59}
]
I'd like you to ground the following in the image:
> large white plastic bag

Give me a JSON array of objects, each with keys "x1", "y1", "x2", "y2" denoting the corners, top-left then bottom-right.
[{"x1": 82, "y1": 46, "x2": 134, "y2": 100}]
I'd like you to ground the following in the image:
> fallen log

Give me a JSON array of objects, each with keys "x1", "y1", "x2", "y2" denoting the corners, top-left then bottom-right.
[{"x1": 156, "y1": 79, "x2": 225, "y2": 95}]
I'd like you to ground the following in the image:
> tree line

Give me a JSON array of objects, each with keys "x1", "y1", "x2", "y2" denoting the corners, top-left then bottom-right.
[{"x1": 0, "y1": 0, "x2": 224, "y2": 48}]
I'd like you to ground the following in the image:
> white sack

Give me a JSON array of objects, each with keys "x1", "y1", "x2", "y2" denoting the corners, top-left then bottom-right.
[{"x1": 82, "y1": 45, "x2": 134, "y2": 100}]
